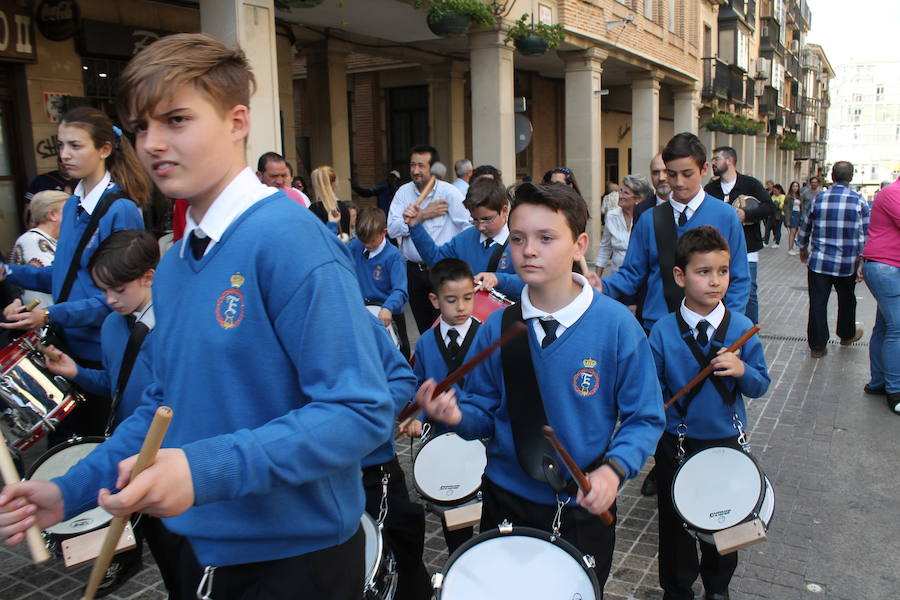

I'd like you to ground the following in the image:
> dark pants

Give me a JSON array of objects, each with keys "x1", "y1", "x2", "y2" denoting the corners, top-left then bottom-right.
[
  {"x1": 156, "y1": 519, "x2": 365, "y2": 600},
  {"x1": 655, "y1": 432, "x2": 740, "y2": 600},
  {"x1": 441, "y1": 519, "x2": 474, "y2": 557},
  {"x1": 764, "y1": 217, "x2": 782, "y2": 245},
  {"x1": 807, "y1": 268, "x2": 857, "y2": 350},
  {"x1": 48, "y1": 388, "x2": 111, "y2": 447},
  {"x1": 393, "y1": 313, "x2": 411, "y2": 360},
  {"x1": 363, "y1": 458, "x2": 432, "y2": 600},
  {"x1": 407, "y1": 262, "x2": 439, "y2": 334},
  {"x1": 480, "y1": 477, "x2": 616, "y2": 593}
]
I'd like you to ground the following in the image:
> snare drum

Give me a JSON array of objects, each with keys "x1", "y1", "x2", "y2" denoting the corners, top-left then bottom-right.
[
  {"x1": 695, "y1": 475, "x2": 776, "y2": 546},
  {"x1": 26, "y1": 437, "x2": 113, "y2": 553},
  {"x1": 413, "y1": 432, "x2": 487, "y2": 506},
  {"x1": 431, "y1": 288, "x2": 513, "y2": 329},
  {"x1": 433, "y1": 524, "x2": 600, "y2": 599},
  {"x1": 0, "y1": 333, "x2": 82, "y2": 450},
  {"x1": 361, "y1": 512, "x2": 397, "y2": 600},
  {"x1": 671, "y1": 446, "x2": 766, "y2": 537},
  {"x1": 366, "y1": 305, "x2": 401, "y2": 349}
]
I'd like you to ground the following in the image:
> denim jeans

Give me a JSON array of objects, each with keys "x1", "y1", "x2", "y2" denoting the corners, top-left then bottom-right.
[
  {"x1": 863, "y1": 260, "x2": 900, "y2": 393},
  {"x1": 746, "y1": 260, "x2": 759, "y2": 324}
]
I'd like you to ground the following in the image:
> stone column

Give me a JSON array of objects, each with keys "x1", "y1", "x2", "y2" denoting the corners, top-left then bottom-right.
[
  {"x1": 631, "y1": 71, "x2": 662, "y2": 185},
  {"x1": 469, "y1": 30, "x2": 515, "y2": 184},
  {"x1": 303, "y1": 39, "x2": 352, "y2": 200},
  {"x1": 200, "y1": 0, "x2": 281, "y2": 167},
  {"x1": 766, "y1": 136, "x2": 778, "y2": 187},
  {"x1": 673, "y1": 83, "x2": 701, "y2": 135},
  {"x1": 560, "y1": 47, "x2": 607, "y2": 259},
  {"x1": 755, "y1": 135, "x2": 768, "y2": 182},
  {"x1": 427, "y1": 60, "x2": 467, "y2": 175}
]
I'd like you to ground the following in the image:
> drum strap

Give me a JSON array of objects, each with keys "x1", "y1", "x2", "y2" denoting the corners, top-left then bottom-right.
[
  {"x1": 104, "y1": 319, "x2": 151, "y2": 435},
  {"x1": 501, "y1": 304, "x2": 602, "y2": 495},
  {"x1": 653, "y1": 202, "x2": 685, "y2": 313},
  {"x1": 672, "y1": 309, "x2": 736, "y2": 420},
  {"x1": 434, "y1": 319, "x2": 481, "y2": 380},
  {"x1": 486, "y1": 240, "x2": 509, "y2": 273}
]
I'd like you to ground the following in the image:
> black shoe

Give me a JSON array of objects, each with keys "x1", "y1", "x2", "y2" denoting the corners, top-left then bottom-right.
[
  {"x1": 888, "y1": 393, "x2": 900, "y2": 416},
  {"x1": 705, "y1": 592, "x2": 730, "y2": 600},
  {"x1": 864, "y1": 384, "x2": 886, "y2": 395},
  {"x1": 811, "y1": 348, "x2": 827, "y2": 358},
  {"x1": 640, "y1": 469, "x2": 657, "y2": 497},
  {"x1": 87, "y1": 558, "x2": 143, "y2": 598}
]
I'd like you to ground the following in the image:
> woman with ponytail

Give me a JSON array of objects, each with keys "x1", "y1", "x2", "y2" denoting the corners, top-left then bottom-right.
[
  {"x1": 309, "y1": 165, "x2": 352, "y2": 240},
  {"x1": 0, "y1": 106, "x2": 147, "y2": 437}
]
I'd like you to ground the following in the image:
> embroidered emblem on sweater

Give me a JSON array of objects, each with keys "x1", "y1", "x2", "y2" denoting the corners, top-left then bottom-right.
[
  {"x1": 216, "y1": 273, "x2": 246, "y2": 329},
  {"x1": 573, "y1": 358, "x2": 599, "y2": 397},
  {"x1": 373, "y1": 264, "x2": 384, "y2": 281},
  {"x1": 498, "y1": 253, "x2": 510, "y2": 271}
]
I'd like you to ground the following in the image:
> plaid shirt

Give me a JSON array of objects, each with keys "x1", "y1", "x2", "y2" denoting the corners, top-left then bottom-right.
[{"x1": 796, "y1": 183, "x2": 870, "y2": 276}]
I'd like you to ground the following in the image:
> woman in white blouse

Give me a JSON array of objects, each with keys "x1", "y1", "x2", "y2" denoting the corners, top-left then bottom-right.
[
  {"x1": 595, "y1": 175, "x2": 652, "y2": 277},
  {"x1": 8, "y1": 190, "x2": 68, "y2": 307}
]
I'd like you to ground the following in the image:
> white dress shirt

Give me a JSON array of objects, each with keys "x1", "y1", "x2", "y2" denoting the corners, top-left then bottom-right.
[
  {"x1": 365, "y1": 237, "x2": 388, "y2": 260},
  {"x1": 74, "y1": 172, "x2": 112, "y2": 215},
  {"x1": 480, "y1": 224, "x2": 509, "y2": 247},
  {"x1": 439, "y1": 316, "x2": 474, "y2": 348},
  {"x1": 669, "y1": 187, "x2": 706, "y2": 226},
  {"x1": 387, "y1": 180, "x2": 470, "y2": 263},
  {"x1": 181, "y1": 167, "x2": 277, "y2": 258},
  {"x1": 595, "y1": 207, "x2": 632, "y2": 275},
  {"x1": 521, "y1": 273, "x2": 594, "y2": 345},
  {"x1": 679, "y1": 299, "x2": 725, "y2": 341},
  {"x1": 452, "y1": 178, "x2": 469, "y2": 196}
]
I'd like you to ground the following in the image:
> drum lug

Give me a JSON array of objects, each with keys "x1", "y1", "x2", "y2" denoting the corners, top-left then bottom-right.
[
  {"x1": 431, "y1": 572, "x2": 444, "y2": 590},
  {"x1": 498, "y1": 520, "x2": 513, "y2": 534},
  {"x1": 582, "y1": 554, "x2": 596, "y2": 569}
]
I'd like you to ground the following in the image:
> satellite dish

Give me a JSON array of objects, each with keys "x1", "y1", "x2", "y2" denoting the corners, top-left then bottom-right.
[{"x1": 515, "y1": 114, "x2": 533, "y2": 153}]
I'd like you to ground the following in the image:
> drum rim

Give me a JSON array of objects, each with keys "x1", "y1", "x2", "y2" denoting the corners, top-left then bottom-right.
[
  {"x1": 436, "y1": 524, "x2": 601, "y2": 596},
  {"x1": 671, "y1": 445, "x2": 765, "y2": 534},
  {"x1": 412, "y1": 432, "x2": 485, "y2": 505},
  {"x1": 25, "y1": 436, "x2": 107, "y2": 479},
  {"x1": 360, "y1": 512, "x2": 385, "y2": 588}
]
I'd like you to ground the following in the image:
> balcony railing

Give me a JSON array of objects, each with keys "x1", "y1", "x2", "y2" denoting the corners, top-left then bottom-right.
[
  {"x1": 800, "y1": 96, "x2": 819, "y2": 117},
  {"x1": 785, "y1": 110, "x2": 800, "y2": 131},
  {"x1": 822, "y1": 91, "x2": 831, "y2": 108},
  {"x1": 759, "y1": 85, "x2": 779, "y2": 116},
  {"x1": 702, "y1": 58, "x2": 748, "y2": 105},
  {"x1": 786, "y1": 52, "x2": 801, "y2": 80},
  {"x1": 760, "y1": 17, "x2": 785, "y2": 56}
]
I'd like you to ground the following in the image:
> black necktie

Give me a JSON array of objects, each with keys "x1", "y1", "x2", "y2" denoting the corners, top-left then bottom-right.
[
  {"x1": 540, "y1": 319, "x2": 559, "y2": 348},
  {"x1": 483, "y1": 238, "x2": 494, "y2": 249},
  {"x1": 190, "y1": 231, "x2": 211, "y2": 260},
  {"x1": 125, "y1": 315, "x2": 137, "y2": 330},
  {"x1": 447, "y1": 329, "x2": 460, "y2": 356},
  {"x1": 696, "y1": 320, "x2": 710, "y2": 347},
  {"x1": 363, "y1": 249, "x2": 370, "y2": 259},
  {"x1": 678, "y1": 208, "x2": 688, "y2": 227}
]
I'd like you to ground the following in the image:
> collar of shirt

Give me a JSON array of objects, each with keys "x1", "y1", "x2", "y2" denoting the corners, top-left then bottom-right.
[
  {"x1": 655, "y1": 193, "x2": 669, "y2": 206},
  {"x1": 669, "y1": 187, "x2": 706, "y2": 222},
  {"x1": 181, "y1": 167, "x2": 275, "y2": 258},
  {"x1": 521, "y1": 273, "x2": 593, "y2": 342},
  {"x1": 366, "y1": 237, "x2": 388, "y2": 259},
  {"x1": 439, "y1": 316, "x2": 473, "y2": 346},
  {"x1": 480, "y1": 224, "x2": 509, "y2": 246},
  {"x1": 679, "y1": 299, "x2": 725, "y2": 336},
  {"x1": 74, "y1": 172, "x2": 112, "y2": 215},
  {"x1": 133, "y1": 303, "x2": 155, "y2": 330}
]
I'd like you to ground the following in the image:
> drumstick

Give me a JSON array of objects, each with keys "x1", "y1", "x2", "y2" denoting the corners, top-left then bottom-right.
[
  {"x1": 35, "y1": 343, "x2": 61, "y2": 362},
  {"x1": 663, "y1": 325, "x2": 761, "y2": 410},
  {"x1": 0, "y1": 429, "x2": 50, "y2": 563},
  {"x1": 414, "y1": 175, "x2": 436, "y2": 207},
  {"x1": 578, "y1": 258, "x2": 590, "y2": 276},
  {"x1": 82, "y1": 406, "x2": 173, "y2": 600},
  {"x1": 397, "y1": 321, "x2": 527, "y2": 425},
  {"x1": 542, "y1": 425, "x2": 614, "y2": 526},
  {"x1": 24, "y1": 299, "x2": 41, "y2": 312}
]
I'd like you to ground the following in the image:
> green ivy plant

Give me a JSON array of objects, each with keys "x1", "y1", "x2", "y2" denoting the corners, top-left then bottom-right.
[
  {"x1": 779, "y1": 133, "x2": 801, "y2": 150},
  {"x1": 503, "y1": 13, "x2": 566, "y2": 49},
  {"x1": 413, "y1": 0, "x2": 496, "y2": 26}
]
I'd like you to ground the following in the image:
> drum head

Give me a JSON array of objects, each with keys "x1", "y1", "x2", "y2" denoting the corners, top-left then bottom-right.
[
  {"x1": 672, "y1": 446, "x2": 764, "y2": 532},
  {"x1": 759, "y1": 476, "x2": 775, "y2": 529},
  {"x1": 28, "y1": 438, "x2": 113, "y2": 537},
  {"x1": 365, "y1": 305, "x2": 400, "y2": 349},
  {"x1": 440, "y1": 527, "x2": 598, "y2": 599},
  {"x1": 360, "y1": 513, "x2": 381, "y2": 583},
  {"x1": 414, "y1": 433, "x2": 486, "y2": 504}
]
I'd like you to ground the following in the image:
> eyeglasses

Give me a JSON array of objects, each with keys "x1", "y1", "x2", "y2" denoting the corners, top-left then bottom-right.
[{"x1": 470, "y1": 214, "x2": 498, "y2": 226}]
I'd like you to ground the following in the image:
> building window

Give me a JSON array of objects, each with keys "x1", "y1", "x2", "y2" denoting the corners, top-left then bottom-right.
[
  {"x1": 644, "y1": 0, "x2": 654, "y2": 20},
  {"x1": 82, "y1": 58, "x2": 127, "y2": 100},
  {"x1": 737, "y1": 30, "x2": 749, "y2": 71},
  {"x1": 876, "y1": 85, "x2": 884, "y2": 101}
]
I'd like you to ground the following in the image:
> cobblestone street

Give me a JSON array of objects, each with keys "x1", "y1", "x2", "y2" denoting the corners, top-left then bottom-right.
[{"x1": 1, "y1": 245, "x2": 896, "y2": 600}]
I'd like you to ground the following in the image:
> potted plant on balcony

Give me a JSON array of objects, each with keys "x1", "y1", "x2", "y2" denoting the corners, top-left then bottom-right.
[
  {"x1": 779, "y1": 133, "x2": 801, "y2": 151},
  {"x1": 414, "y1": 0, "x2": 496, "y2": 37},
  {"x1": 733, "y1": 115, "x2": 764, "y2": 136},
  {"x1": 703, "y1": 112, "x2": 735, "y2": 133},
  {"x1": 503, "y1": 13, "x2": 566, "y2": 56}
]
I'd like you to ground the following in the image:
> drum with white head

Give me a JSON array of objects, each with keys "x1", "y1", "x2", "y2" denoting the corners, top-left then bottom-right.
[
  {"x1": 361, "y1": 512, "x2": 397, "y2": 599},
  {"x1": 366, "y1": 305, "x2": 400, "y2": 350},
  {"x1": 413, "y1": 432, "x2": 486, "y2": 506}
]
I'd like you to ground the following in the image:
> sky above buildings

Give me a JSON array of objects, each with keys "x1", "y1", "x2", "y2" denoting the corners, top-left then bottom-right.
[{"x1": 806, "y1": 0, "x2": 900, "y2": 67}]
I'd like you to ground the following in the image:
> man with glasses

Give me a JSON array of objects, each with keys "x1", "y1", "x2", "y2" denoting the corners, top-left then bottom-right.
[{"x1": 388, "y1": 145, "x2": 470, "y2": 332}]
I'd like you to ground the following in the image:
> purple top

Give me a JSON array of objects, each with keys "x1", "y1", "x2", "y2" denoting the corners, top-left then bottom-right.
[{"x1": 862, "y1": 178, "x2": 900, "y2": 268}]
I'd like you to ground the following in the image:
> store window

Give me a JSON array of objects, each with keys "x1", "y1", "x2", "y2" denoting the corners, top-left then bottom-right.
[{"x1": 82, "y1": 57, "x2": 127, "y2": 101}]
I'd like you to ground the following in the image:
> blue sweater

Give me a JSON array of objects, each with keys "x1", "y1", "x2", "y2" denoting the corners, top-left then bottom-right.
[
  {"x1": 7, "y1": 184, "x2": 144, "y2": 362},
  {"x1": 362, "y1": 314, "x2": 416, "y2": 467},
  {"x1": 601, "y1": 196, "x2": 749, "y2": 330},
  {"x1": 54, "y1": 191, "x2": 394, "y2": 567},
  {"x1": 454, "y1": 292, "x2": 665, "y2": 505},
  {"x1": 347, "y1": 238, "x2": 408, "y2": 315},
  {"x1": 409, "y1": 224, "x2": 524, "y2": 299},
  {"x1": 72, "y1": 311, "x2": 155, "y2": 429},
  {"x1": 649, "y1": 310, "x2": 770, "y2": 439}
]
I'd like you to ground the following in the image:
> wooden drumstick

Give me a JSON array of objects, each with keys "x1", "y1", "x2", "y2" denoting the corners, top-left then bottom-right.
[
  {"x1": 0, "y1": 429, "x2": 50, "y2": 563},
  {"x1": 414, "y1": 175, "x2": 437, "y2": 207},
  {"x1": 82, "y1": 406, "x2": 173, "y2": 600},
  {"x1": 35, "y1": 343, "x2": 61, "y2": 362},
  {"x1": 24, "y1": 299, "x2": 41, "y2": 312},
  {"x1": 542, "y1": 426, "x2": 614, "y2": 526},
  {"x1": 663, "y1": 325, "x2": 761, "y2": 410},
  {"x1": 398, "y1": 321, "x2": 527, "y2": 425}
]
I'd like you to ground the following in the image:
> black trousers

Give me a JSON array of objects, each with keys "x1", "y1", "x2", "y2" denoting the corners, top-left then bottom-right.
[
  {"x1": 393, "y1": 313, "x2": 412, "y2": 361},
  {"x1": 480, "y1": 477, "x2": 616, "y2": 593},
  {"x1": 440, "y1": 518, "x2": 474, "y2": 557},
  {"x1": 151, "y1": 518, "x2": 365, "y2": 600},
  {"x1": 655, "y1": 432, "x2": 741, "y2": 600},
  {"x1": 807, "y1": 268, "x2": 857, "y2": 350},
  {"x1": 363, "y1": 458, "x2": 432, "y2": 600},
  {"x1": 406, "y1": 262, "x2": 439, "y2": 334}
]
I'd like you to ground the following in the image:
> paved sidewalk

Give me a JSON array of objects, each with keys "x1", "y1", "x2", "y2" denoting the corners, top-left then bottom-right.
[{"x1": 2, "y1": 245, "x2": 896, "y2": 600}]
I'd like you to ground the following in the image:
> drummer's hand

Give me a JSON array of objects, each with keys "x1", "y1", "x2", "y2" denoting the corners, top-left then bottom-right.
[
  {"x1": 0, "y1": 306, "x2": 45, "y2": 331},
  {"x1": 419, "y1": 201, "x2": 448, "y2": 222},
  {"x1": 43, "y1": 345, "x2": 77, "y2": 379},
  {"x1": 416, "y1": 379, "x2": 461, "y2": 426},
  {"x1": 378, "y1": 308, "x2": 393, "y2": 328},
  {"x1": 398, "y1": 418, "x2": 423, "y2": 438},
  {"x1": 735, "y1": 208, "x2": 746, "y2": 223},
  {"x1": 403, "y1": 204, "x2": 421, "y2": 225},
  {"x1": 711, "y1": 348, "x2": 745, "y2": 378},
  {"x1": 2, "y1": 299, "x2": 22, "y2": 319},
  {"x1": 577, "y1": 465, "x2": 619, "y2": 517},
  {"x1": 99, "y1": 449, "x2": 194, "y2": 519},
  {"x1": 474, "y1": 272, "x2": 499, "y2": 292},
  {"x1": 0, "y1": 481, "x2": 64, "y2": 546}
]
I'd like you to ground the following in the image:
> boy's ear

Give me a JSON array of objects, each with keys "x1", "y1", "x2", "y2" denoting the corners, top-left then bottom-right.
[
  {"x1": 142, "y1": 268, "x2": 156, "y2": 287},
  {"x1": 673, "y1": 266, "x2": 686, "y2": 288},
  {"x1": 428, "y1": 292, "x2": 440, "y2": 310},
  {"x1": 699, "y1": 161, "x2": 710, "y2": 179},
  {"x1": 229, "y1": 104, "x2": 251, "y2": 143},
  {"x1": 572, "y1": 231, "x2": 589, "y2": 261}
]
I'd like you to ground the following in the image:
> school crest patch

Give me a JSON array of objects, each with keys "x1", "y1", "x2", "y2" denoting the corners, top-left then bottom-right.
[
  {"x1": 498, "y1": 253, "x2": 510, "y2": 271},
  {"x1": 373, "y1": 264, "x2": 384, "y2": 281},
  {"x1": 215, "y1": 273, "x2": 246, "y2": 330},
  {"x1": 573, "y1": 358, "x2": 599, "y2": 397}
]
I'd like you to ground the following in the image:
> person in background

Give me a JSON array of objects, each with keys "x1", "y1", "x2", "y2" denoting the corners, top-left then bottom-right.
[
  {"x1": 452, "y1": 159, "x2": 473, "y2": 195},
  {"x1": 801, "y1": 175, "x2": 822, "y2": 215},
  {"x1": 542, "y1": 167, "x2": 583, "y2": 199},
  {"x1": 8, "y1": 190, "x2": 68, "y2": 308},
  {"x1": 23, "y1": 157, "x2": 74, "y2": 227},
  {"x1": 785, "y1": 181, "x2": 803, "y2": 255},
  {"x1": 595, "y1": 175, "x2": 652, "y2": 281},
  {"x1": 310, "y1": 165, "x2": 353, "y2": 240},
  {"x1": 352, "y1": 170, "x2": 402, "y2": 216},
  {"x1": 257, "y1": 152, "x2": 310, "y2": 207},
  {"x1": 471, "y1": 164, "x2": 502, "y2": 184},
  {"x1": 765, "y1": 183, "x2": 785, "y2": 248},
  {"x1": 600, "y1": 181, "x2": 620, "y2": 224},
  {"x1": 634, "y1": 153, "x2": 671, "y2": 224}
]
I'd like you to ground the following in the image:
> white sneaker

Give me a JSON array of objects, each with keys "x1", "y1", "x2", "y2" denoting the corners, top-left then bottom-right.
[
  {"x1": 772, "y1": 243, "x2": 779, "y2": 249},
  {"x1": 788, "y1": 249, "x2": 799, "y2": 255},
  {"x1": 763, "y1": 242, "x2": 769, "y2": 248}
]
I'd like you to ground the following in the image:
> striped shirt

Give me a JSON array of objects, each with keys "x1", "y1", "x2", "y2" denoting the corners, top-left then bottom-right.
[{"x1": 796, "y1": 183, "x2": 870, "y2": 277}]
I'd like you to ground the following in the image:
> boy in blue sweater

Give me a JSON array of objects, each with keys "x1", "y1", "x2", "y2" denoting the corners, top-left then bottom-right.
[
  {"x1": 416, "y1": 183, "x2": 665, "y2": 588},
  {"x1": 0, "y1": 33, "x2": 393, "y2": 599},
  {"x1": 601, "y1": 133, "x2": 750, "y2": 332},
  {"x1": 649, "y1": 226, "x2": 769, "y2": 600},
  {"x1": 403, "y1": 177, "x2": 524, "y2": 299},
  {"x1": 348, "y1": 206, "x2": 411, "y2": 358}
]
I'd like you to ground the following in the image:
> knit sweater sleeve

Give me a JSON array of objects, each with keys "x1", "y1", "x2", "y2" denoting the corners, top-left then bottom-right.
[
  {"x1": 601, "y1": 214, "x2": 652, "y2": 299},
  {"x1": 381, "y1": 252, "x2": 408, "y2": 315}
]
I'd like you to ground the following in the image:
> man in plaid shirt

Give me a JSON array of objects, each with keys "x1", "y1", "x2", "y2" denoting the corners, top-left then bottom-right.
[{"x1": 797, "y1": 161, "x2": 870, "y2": 357}]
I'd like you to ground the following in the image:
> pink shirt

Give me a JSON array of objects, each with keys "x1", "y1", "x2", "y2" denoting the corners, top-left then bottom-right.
[
  {"x1": 862, "y1": 178, "x2": 900, "y2": 268},
  {"x1": 282, "y1": 187, "x2": 311, "y2": 207}
]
